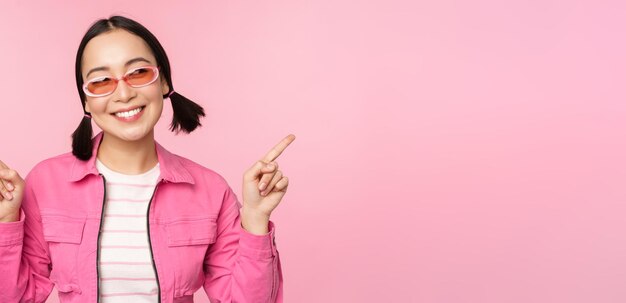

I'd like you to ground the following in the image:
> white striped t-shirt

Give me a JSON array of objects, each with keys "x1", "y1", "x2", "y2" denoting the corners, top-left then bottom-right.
[{"x1": 96, "y1": 158, "x2": 160, "y2": 303}]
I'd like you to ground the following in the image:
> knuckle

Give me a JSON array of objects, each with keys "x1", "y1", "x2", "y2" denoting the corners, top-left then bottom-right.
[{"x1": 250, "y1": 161, "x2": 263, "y2": 172}]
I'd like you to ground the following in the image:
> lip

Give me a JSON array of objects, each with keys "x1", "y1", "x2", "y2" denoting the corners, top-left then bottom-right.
[{"x1": 111, "y1": 105, "x2": 145, "y2": 114}]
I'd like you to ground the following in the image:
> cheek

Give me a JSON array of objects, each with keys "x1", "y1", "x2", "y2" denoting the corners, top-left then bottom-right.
[
  {"x1": 85, "y1": 99, "x2": 106, "y2": 113},
  {"x1": 145, "y1": 95, "x2": 164, "y2": 117},
  {"x1": 143, "y1": 83, "x2": 165, "y2": 100},
  {"x1": 146, "y1": 87, "x2": 165, "y2": 108}
]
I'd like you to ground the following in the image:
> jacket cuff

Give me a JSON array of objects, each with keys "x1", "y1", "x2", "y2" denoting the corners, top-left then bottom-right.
[
  {"x1": 238, "y1": 220, "x2": 278, "y2": 260},
  {"x1": 0, "y1": 208, "x2": 25, "y2": 246}
]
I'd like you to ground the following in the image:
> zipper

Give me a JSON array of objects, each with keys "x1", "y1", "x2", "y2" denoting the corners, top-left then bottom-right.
[
  {"x1": 96, "y1": 174, "x2": 163, "y2": 302},
  {"x1": 147, "y1": 180, "x2": 163, "y2": 302},
  {"x1": 96, "y1": 173, "x2": 107, "y2": 302}
]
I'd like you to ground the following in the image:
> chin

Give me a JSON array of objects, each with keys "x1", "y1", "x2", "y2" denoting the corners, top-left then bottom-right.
[{"x1": 107, "y1": 126, "x2": 155, "y2": 142}]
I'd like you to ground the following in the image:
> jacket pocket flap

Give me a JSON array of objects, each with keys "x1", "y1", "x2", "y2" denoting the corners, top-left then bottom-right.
[
  {"x1": 165, "y1": 217, "x2": 217, "y2": 246},
  {"x1": 41, "y1": 215, "x2": 86, "y2": 244}
]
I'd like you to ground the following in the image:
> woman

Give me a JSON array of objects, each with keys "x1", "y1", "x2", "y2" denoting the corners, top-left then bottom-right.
[{"x1": 0, "y1": 15, "x2": 292, "y2": 303}]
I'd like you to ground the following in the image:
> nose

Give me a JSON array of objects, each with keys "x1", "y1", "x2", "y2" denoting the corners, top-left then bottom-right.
[{"x1": 112, "y1": 78, "x2": 134, "y2": 102}]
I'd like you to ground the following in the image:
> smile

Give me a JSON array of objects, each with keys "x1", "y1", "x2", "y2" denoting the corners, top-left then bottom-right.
[{"x1": 114, "y1": 106, "x2": 145, "y2": 118}]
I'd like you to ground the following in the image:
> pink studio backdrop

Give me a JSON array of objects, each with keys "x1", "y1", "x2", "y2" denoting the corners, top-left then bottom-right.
[{"x1": 1, "y1": 1, "x2": 625, "y2": 302}]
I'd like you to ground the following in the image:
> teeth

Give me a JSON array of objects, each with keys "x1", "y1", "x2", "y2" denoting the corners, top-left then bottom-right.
[{"x1": 115, "y1": 107, "x2": 143, "y2": 118}]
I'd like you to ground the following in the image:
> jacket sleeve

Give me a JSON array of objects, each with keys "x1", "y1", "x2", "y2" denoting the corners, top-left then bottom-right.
[
  {"x1": 203, "y1": 184, "x2": 283, "y2": 303},
  {"x1": 0, "y1": 169, "x2": 55, "y2": 302}
]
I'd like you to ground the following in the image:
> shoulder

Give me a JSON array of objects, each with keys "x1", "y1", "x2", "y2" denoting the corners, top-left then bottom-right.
[
  {"x1": 169, "y1": 152, "x2": 233, "y2": 190},
  {"x1": 27, "y1": 151, "x2": 76, "y2": 180}
]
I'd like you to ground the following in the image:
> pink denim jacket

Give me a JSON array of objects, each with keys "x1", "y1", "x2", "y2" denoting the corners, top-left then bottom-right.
[{"x1": 0, "y1": 131, "x2": 283, "y2": 302}]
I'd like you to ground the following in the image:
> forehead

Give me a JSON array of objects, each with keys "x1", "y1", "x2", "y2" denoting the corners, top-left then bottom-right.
[{"x1": 81, "y1": 29, "x2": 156, "y2": 75}]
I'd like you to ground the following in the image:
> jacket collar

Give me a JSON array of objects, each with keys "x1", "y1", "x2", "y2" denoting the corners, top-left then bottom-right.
[{"x1": 68, "y1": 131, "x2": 194, "y2": 184}]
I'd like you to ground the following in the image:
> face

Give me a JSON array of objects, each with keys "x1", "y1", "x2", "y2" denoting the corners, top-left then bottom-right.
[{"x1": 81, "y1": 29, "x2": 169, "y2": 142}]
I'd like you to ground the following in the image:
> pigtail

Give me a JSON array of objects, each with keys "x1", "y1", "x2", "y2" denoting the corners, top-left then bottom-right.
[
  {"x1": 167, "y1": 91, "x2": 206, "y2": 134},
  {"x1": 71, "y1": 114, "x2": 94, "y2": 161}
]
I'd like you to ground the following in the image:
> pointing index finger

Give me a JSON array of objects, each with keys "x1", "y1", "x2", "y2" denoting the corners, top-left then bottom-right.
[{"x1": 262, "y1": 134, "x2": 296, "y2": 163}]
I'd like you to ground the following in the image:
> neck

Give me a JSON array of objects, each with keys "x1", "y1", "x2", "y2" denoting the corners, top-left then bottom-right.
[{"x1": 97, "y1": 130, "x2": 158, "y2": 175}]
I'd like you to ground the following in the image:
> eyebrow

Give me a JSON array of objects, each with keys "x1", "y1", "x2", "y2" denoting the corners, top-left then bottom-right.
[{"x1": 85, "y1": 57, "x2": 152, "y2": 78}]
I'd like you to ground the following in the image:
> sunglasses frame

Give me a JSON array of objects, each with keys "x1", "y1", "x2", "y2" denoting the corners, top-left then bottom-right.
[{"x1": 82, "y1": 65, "x2": 161, "y2": 98}]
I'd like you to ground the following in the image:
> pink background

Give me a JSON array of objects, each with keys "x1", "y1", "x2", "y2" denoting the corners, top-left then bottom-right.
[{"x1": 1, "y1": 0, "x2": 625, "y2": 302}]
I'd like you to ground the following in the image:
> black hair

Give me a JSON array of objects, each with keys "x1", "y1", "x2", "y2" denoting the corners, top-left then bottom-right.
[{"x1": 72, "y1": 15, "x2": 205, "y2": 161}]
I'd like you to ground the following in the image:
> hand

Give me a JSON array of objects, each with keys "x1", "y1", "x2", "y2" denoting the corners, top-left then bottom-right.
[
  {"x1": 0, "y1": 160, "x2": 25, "y2": 222},
  {"x1": 241, "y1": 134, "x2": 295, "y2": 234}
]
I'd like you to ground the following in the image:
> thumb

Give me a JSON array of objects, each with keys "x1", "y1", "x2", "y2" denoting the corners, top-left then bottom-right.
[
  {"x1": 0, "y1": 168, "x2": 20, "y2": 185},
  {"x1": 0, "y1": 168, "x2": 22, "y2": 201},
  {"x1": 243, "y1": 160, "x2": 275, "y2": 182}
]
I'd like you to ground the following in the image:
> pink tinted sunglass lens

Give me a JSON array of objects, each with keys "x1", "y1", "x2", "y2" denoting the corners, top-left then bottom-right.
[
  {"x1": 126, "y1": 67, "x2": 157, "y2": 86},
  {"x1": 86, "y1": 78, "x2": 116, "y2": 96}
]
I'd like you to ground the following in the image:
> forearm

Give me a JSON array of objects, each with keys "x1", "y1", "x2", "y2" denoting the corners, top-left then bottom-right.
[
  {"x1": 0, "y1": 211, "x2": 54, "y2": 302},
  {"x1": 204, "y1": 219, "x2": 282, "y2": 303}
]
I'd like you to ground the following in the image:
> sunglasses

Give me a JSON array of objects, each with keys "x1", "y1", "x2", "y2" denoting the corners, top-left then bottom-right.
[{"x1": 82, "y1": 65, "x2": 160, "y2": 97}]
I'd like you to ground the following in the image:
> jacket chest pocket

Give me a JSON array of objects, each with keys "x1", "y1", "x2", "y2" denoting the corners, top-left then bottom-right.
[
  {"x1": 164, "y1": 216, "x2": 217, "y2": 297},
  {"x1": 41, "y1": 214, "x2": 86, "y2": 295}
]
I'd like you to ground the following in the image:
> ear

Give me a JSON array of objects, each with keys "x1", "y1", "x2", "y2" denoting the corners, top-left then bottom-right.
[{"x1": 161, "y1": 77, "x2": 170, "y2": 95}]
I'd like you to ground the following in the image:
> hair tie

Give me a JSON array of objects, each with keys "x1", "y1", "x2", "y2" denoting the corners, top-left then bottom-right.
[
  {"x1": 167, "y1": 90, "x2": 175, "y2": 98},
  {"x1": 84, "y1": 113, "x2": 92, "y2": 119}
]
